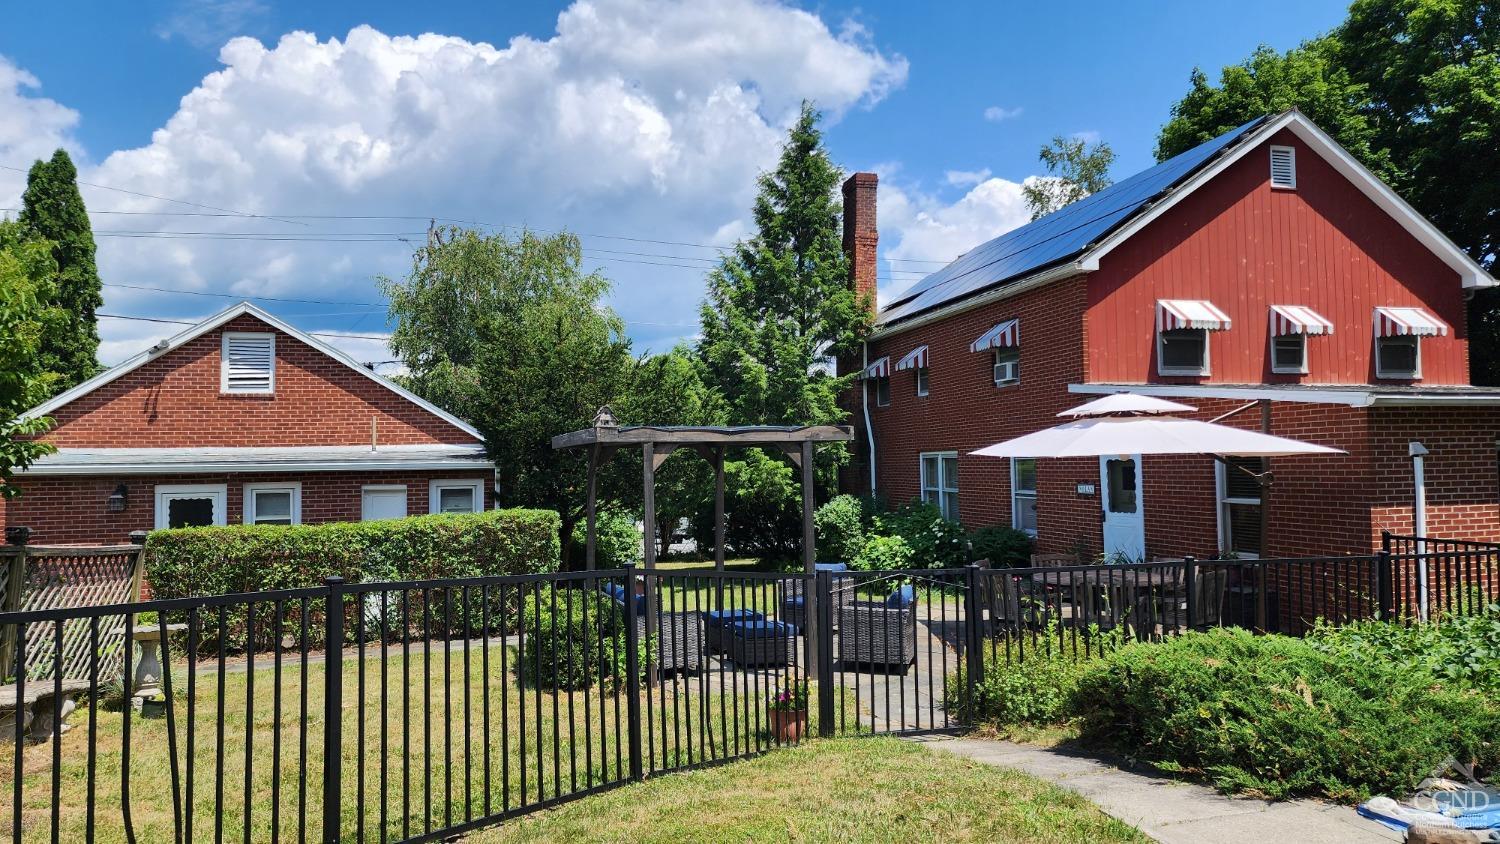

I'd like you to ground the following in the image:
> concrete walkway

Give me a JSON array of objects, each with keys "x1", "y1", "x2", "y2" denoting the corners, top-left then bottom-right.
[{"x1": 917, "y1": 736, "x2": 1401, "y2": 844}]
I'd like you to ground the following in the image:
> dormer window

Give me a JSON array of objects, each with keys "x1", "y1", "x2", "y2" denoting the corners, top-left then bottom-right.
[
  {"x1": 1156, "y1": 300, "x2": 1231, "y2": 376},
  {"x1": 1269, "y1": 145, "x2": 1296, "y2": 189},
  {"x1": 221, "y1": 333, "x2": 275, "y2": 393}
]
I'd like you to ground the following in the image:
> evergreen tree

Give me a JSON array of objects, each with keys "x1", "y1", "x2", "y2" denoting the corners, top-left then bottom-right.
[
  {"x1": 19, "y1": 149, "x2": 103, "y2": 392},
  {"x1": 696, "y1": 102, "x2": 870, "y2": 558}
]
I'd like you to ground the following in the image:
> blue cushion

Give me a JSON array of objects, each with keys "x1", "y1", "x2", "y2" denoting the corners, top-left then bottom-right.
[
  {"x1": 703, "y1": 608, "x2": 764, "y2": 628},
  {"x1": 729, "y1": 619, "x2": 797, "y2": 638},
  {"x1": 814, "y1": 562, "x2": 849, "y2": 573},
  {"x1": 602, "y1": 582, "x2": 626, "y2": 601},
  {"x1": 885, "y1": 585, "x2": 916, "y2": 609},
  {"x1": 784, "y1": 596, "x2": 805, "y2": 607}
]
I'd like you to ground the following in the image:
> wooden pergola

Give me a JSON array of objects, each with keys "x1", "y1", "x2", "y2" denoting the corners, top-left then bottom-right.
[{"x1": 552, "y1": 407, "x2": 854, "y2": 573}]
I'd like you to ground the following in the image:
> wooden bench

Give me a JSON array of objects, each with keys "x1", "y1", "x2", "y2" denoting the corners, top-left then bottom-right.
[{"x1": 0, "y1": 679, "x2": 92, "y2": 743}]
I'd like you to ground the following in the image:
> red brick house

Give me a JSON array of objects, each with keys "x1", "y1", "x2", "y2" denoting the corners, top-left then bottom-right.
[
  {"x1": 840, "y1": 110, "x2": 1500, "y2": 560},
  {"x1": 2, "y1": 302, "x2": 494, "y2": 545}
]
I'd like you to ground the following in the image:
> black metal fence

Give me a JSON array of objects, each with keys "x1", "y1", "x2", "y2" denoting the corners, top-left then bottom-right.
[{"x1": 2, "y1": 537, "x2": 1497, "y2": 843}]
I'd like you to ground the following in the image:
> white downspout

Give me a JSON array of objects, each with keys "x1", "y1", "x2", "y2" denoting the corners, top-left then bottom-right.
[
  {"x1": 862, "y1": 341, "x2": 876, "y2": 496},
  {"x1": 1409, "y1": 441, "x2": 1428, "y2": 621}
]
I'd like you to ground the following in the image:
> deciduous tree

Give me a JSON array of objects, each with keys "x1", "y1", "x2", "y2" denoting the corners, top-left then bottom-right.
[
  {"x1": 1021, "y1": 135, "x2": 1116, "y2": 221},
  {"x1": 0, "y1": 221, "x2": 59, "y2": 496}
]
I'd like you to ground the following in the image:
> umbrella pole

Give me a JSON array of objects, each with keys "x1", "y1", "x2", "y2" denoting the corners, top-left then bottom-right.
[{"x1": 1257, "y1": 400, "x2": 1271, "y2": 632}]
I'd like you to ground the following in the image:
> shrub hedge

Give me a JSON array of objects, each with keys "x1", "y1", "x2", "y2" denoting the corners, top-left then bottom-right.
[
  {"x1": 1072, "y1": 628, "x2": 1500, "y2": 801},
  {"x1": 145, "y1": 508, "x2": 561, "y2": 598},
  {"x1": 518, "y1": 588, "x2": 639, "y2": 691}
]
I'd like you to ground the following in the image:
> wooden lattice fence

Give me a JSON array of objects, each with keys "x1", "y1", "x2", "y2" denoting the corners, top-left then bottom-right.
[{"x1": 0, "y1": 545, "x2": 143, "y2": 681}]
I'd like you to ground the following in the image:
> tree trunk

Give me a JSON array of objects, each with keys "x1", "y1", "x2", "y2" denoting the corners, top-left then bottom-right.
[{"x1": 558, "y1": 515, "x2": 576, "y2": 571}]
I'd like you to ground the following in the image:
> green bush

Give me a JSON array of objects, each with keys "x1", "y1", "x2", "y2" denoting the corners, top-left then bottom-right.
[
  {"x1": 814, "y1": 494, "x2": 866, "y2": 563},
  {"x1": 145, "y1": 508, "x2": 561, "y2": 597},
  {"x1": 949, "y1": 644, "x2": 1095, "y2": 726},
  {"x1": 1307, "y1": 603, "x2": 1500, "y2": 693},
  {"x1": 852, "y1": 534, "x2": 914, "y2": 571},
  {"x1": 518, "y1": 587, "x2": 639, "y2": 691},
  {"x1": 570, "y1": 509, "x2": 642, "y2": 569},
  {"x1": 1072, "y1": 628, "x2": 1500, "y2": 801},
  {"x1": 875, "y1": 501, "x2": 966, "y2": 568},
  {"x1": 968, "y1": 525, "x2": 1034, "y2": 568}
]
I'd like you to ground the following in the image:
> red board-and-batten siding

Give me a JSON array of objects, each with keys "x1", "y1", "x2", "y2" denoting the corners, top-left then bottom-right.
[
  {"x1": 1086, "y1": 128, "x2": 1467, "y2": 386},
  {"x1": 41, "y1": 313, "x2": 480, "y2": 449}
]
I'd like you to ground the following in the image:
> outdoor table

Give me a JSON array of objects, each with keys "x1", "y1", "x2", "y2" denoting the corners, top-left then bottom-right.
[{"x1": 1025, "y1": 566, "x2": 1183, "y2": 633}]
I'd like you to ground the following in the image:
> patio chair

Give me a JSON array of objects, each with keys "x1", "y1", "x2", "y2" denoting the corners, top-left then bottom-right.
[
  {"x1": 837, "y1": 585, "x2": 917, "y2": 671},
  {"x1": 1157, "y1": 567, "x2": 1229, "y2": 631},
  {"x1": 779, "y1": 562, "x2": 855, "y2": 628},
  {"x1": 600, "y1": 582, "x2": 703, "y2": 675},
  {"x1": 726, "y1": 620, "x2": 797, "y2": 668},
  {"x1": 986, "y1": 574, "x2": 1051, "y2": 632},
  {"x1": 1031, "y1": 552, "x2": 1080, "y2": 567}
]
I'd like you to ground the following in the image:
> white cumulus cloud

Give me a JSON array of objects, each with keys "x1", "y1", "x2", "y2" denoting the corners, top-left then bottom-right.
[
  {"x1": 982, "y1": 105, "x2": 1022, "y2": 122},
  {"x1": 0, "y1": 56, "x2": 83, "y2": 209},
  {"x1": 2, "y1": 0, "x2": 908, "y2": 363},
  {"x1": 943, "y1": 167, "x2": 991, "y2": 187},
  {"x1": 877, "y1": 175, "x2": 1037, "y2": 302}
]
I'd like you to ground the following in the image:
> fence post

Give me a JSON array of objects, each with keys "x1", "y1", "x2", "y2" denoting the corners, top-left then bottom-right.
[
  {"x1": 815, "y1": 569, "x2": 835, "y2": 737},
  {"x1": 1381, "y1": 530, "x2": 1392, "y2": 555},
  {"x1": 322, "y1": 576, "x2": 345, "y2": 844},
  {"x1": 1376, "y1": 549, "x2": 1394, "y2": 620},
  {"x1": 621, "y1": 563, "x2": 644, "y2": 782},
  {"x1": 963, "y1": 564, "x2": 983, "y2": 715},
  {"x1": 1182, "y1": 555, "x2": 1197, "y2": 632},
  {"x1": 0, "y1": 547, "x2": 23, "y2": 679}
]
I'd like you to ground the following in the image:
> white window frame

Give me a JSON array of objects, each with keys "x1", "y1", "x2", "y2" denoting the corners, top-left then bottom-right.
[
  {"x1": 915, "y1": 365, "x2": 929, "y2": 397},
  {"x1": 243, "y1": 482, "x2": 301, "y2": 526},
  {"x1": 919, "y1": 451, "x2": 960, "y2": 522},
  {"x1": 1215, "y1": 460, "x2": 1263, "y2": 559},
  {"x1": 1269, "y1": 144, "x2": 1297, "y2": 190},
  {"x1": 154, "y1": 483, "x2": 228, "y2": 530},
  {"x1": 1011, "y1": 457, "x2": 1038, "y2": 536},
  {"x1": 220, "y1": 331, "x2": 276, "y2": 394},
  {"x1": 1157, "y1": 327, "x2": 1211, "y2": 376},
  {"x1": 361, "y1": 485, "x2": 408, "y2": 521},
  {"x1": 992, "y1": 348, "x2": 1019, "y2": 387},
  {"x1": 1375, "y1": 334, "x2": 1422, "y2": 380},
  {"x1": 1269, "y1": 333, "x2": 1308, "y2": 375},
  {"x1": 429, "y1": 479, "x2": 484, "y2": 515}
]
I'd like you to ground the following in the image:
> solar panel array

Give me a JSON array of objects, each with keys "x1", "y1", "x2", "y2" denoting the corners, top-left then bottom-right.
[{"x1": 878, "y1": 115, "x2": 1270, "y2": 326}]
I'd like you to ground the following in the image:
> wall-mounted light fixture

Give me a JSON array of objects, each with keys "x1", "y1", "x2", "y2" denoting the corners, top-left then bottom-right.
[{"x1": 107, "y1": 483, "x2": 128, "y2": 513}]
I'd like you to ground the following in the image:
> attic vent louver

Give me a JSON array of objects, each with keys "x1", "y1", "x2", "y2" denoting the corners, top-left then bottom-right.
[
  {"x1": 222, "y1": 333, "x2": 275, "y2": 393},
  {"x1": 1269, "y1": 145, "x2": 1296, "y2": 189}
]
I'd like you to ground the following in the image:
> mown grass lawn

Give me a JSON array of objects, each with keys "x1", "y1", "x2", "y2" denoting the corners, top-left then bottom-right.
[{"x1": 472, "y1": 736, "x2": 1148, "y2": 843}]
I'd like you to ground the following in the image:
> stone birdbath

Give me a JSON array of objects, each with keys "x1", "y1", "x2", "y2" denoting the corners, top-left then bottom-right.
[{"x1": 132, "y1": 622, "x2": 187, "y2": 713}]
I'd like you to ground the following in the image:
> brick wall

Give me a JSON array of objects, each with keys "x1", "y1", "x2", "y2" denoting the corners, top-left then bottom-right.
[
  {"x1": 1367, "y1": 407, "x2": 1500, "y2": 544},
  {"x1": 41, "y1": 314, "x2": 479, "y2": 448},
  {"x1": 859, "y1": 275, "x2": 1091, "y2": 553},
  {"x1": 4, "y1": 470, "x2": 495, "y2": 546}
]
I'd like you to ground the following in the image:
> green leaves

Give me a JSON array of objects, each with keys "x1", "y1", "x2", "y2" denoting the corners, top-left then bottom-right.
[
  {"x1": 1021, "y1": 136, "x2": 1116, "y2": 221},
  {"x1": 0, "y1": 221, "x2": 60, "y2": 497}
]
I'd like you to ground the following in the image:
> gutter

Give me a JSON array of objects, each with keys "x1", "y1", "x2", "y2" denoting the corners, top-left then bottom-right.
[
  {"x1": 862, "y1": 341, "x2": 876, "y2": 496},
  {"x1": 22, "y1": 458, "x2": 496, "y2": 476}
]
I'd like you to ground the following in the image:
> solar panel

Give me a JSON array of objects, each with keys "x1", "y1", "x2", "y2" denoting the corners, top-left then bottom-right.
[{"x1": 879, "y1": 116, "x2": 1269, "y2": 325}]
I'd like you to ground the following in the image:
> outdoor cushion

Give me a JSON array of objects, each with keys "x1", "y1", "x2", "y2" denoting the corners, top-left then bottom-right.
[
  {"x1": 884, "y1": 585, "x2": 916, "y2": 608},
  {"x1": 602, "y1": 582, "x2": 647, "y2": 616},
  {"x1": 784, "y1": 595, "x2": 805, "y2": 606},
  {"x1": 814, "y1": 562, "x2": 849, "y2": 572},
  {"x1": 729, "y1": 619, "x2": 797, "y2": 638},
  {"x1": 703, "y1": 608, "x2": 764, "y2": 628}
]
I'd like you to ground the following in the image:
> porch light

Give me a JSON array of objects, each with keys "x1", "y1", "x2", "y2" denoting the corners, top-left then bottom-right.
[{"x1": 107, "y1": 483, "x2": 128, "y2": 513}]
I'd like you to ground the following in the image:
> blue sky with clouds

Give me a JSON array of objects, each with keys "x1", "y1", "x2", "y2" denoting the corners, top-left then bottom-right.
[{"x1": 1, "y1": 0, "x2": 1348, "y2": 368}]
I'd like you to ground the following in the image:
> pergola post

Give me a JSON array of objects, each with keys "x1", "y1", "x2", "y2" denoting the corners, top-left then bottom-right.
[
  {"x1": 585, "y1": 445, "x2": 598, "y2": 570},
  {"x1": 642, "y1": 441, "x2": 658, "y2": 685},
  {"x1": 800, "y1": 439, "x2": 819, "y2": 676},
  {"x1": 713, "y1": 446, "x2": 726, "y2": 572}
]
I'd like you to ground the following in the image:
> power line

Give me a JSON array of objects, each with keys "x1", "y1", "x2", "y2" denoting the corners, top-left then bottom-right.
[
  {"x1": 0, "y1": 165, "x2": 309, "y2": 227},
  {"x1": 96, "y1": 312, "x2": 393, "y2": 341}
]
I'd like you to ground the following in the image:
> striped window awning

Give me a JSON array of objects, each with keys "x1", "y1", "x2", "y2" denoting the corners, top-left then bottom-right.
[
  {"x1": 1374, "y1": 306, "x2": 1447, "y2": 338},
  {"x1": 894, "y1": 345, "x2": 928, "y2": 371},
  {"x1": 1157, "y1": 299, "x2": 1232, "y2": 331},
  {"x1": 1269, "y1": 305, "x2": 1334, "y2": 336},
  {"x1": 970, "y1": 319, "x2": 1019, "y2": 353},
  {"x1": 864, "y1": 356, "x2": 891, "y2": 379}
]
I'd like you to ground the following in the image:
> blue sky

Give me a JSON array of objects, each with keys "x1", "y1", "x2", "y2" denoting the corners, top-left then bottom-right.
[{"x1": 0, "y1": 0, "x2": 1349, "y2": 367}]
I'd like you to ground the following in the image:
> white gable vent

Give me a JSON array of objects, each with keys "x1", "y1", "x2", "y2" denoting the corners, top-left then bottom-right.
[
  {"x1": 1269, "y1": 145, "x2": 1296, "y2": 189},
  {"x1": 221, "y1": 332, "x2": 276, "y2": 393}
]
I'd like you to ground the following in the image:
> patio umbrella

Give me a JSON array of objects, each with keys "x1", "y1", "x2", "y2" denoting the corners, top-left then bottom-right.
[{"x1": 970, "y1": 392, "x2": 1344, "y2": 568}]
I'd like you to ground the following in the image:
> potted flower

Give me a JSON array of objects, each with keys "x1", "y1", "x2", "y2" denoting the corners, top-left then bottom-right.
[{"x1": 768, "y1": 681, "x2": 809, "y2": 743}]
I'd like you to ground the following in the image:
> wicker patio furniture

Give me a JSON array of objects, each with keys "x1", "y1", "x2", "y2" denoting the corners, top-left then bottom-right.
[
  {"x1": 600, "y1": 582, "x2": 703, "y2": 674},
  {"x1": 726, "y1": 620, "x2": 797, "y2": 668},
  {"x1": 703, "y1": 608, "x2": 765, "y2": 654},
  {"x1": 836, "y1": 586, "x2": 917, "y2": 670},
  {"x1": 779, "y1": 563, "x2": 855, "y2": 628}
]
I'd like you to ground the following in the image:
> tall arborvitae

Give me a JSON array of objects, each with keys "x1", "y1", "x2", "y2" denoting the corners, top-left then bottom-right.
[{"x1": 19, "y1": 149, "x2": 102, "y2": 392}]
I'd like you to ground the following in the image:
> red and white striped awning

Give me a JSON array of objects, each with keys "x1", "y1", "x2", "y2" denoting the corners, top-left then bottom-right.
[
  {"x1": 864, "y1": 356, "x2": 891, "y2": 379},
  {"x1": 970, "y1": 319, "x2": 1020, "y2": 353},
  {"x1": 894, "y1": 345, "x2": 928, "y2": 371},
  {"x1": 1269, "y1": 305, "x2": 1334, "y2": 336},
  {"x1": 1157, "y1": 299, "x2": 1232, "y2": 331},
  {"x1": 1374, "y1": 306, "x2": 1447, "y2": 338}
]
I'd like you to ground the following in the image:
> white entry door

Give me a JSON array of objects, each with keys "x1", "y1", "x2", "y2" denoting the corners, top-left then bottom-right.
[
  {"x1": 361, "y1": 486, "x2": 408, "y2": 521},
  {"x1": 1099, "y1": 455, "x2": 1145, "y2": 561}
]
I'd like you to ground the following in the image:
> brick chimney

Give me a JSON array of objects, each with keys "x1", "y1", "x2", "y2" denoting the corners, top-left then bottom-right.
[{"x1": 842, "y1": 172, "x2": 878, "y2": 314}]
